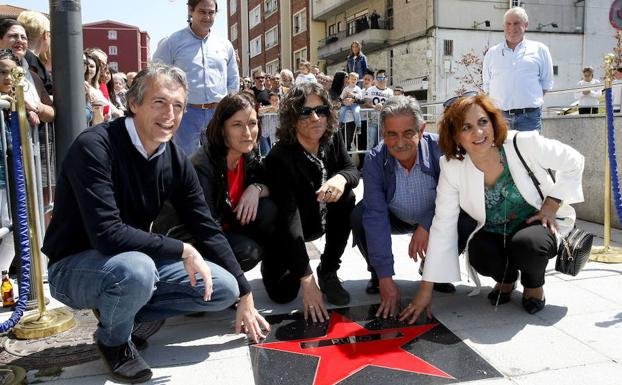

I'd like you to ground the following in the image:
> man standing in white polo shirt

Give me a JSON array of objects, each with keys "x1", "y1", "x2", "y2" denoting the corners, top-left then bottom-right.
[{"x1": 483, "y1": 6, "x2": 553, "y2": 131}]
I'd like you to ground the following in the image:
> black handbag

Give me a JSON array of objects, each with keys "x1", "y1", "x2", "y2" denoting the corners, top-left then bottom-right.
[{"x1": 512, "y1": 134, "x2": 593, "y2": 276}]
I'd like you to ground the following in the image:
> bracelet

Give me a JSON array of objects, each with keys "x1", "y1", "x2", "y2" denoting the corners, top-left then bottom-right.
[{"x1": 252, "y1": 183, "x2": 263, "y2": 193}]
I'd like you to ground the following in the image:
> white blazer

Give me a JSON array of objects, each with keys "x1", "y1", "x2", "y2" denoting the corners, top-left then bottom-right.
[{"x1": 423, "y1": 130, "x2": 585, "y2": 283}]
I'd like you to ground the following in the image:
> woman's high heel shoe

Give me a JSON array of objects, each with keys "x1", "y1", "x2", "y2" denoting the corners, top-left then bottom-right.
[
  {"x1": 487, "y1": 283, "x2": 515, "y2": 306},
  {"x1": 522, "y1": 296, "x2": 546, "y2": 314}
]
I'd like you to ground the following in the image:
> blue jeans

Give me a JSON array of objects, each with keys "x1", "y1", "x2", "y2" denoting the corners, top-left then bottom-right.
[
  {"x1": 173, "y1": 106, "x2": 215, "y2": 156},
  {"x1": 339, "y1": 105, "x2": 361, "y2": 128},
  {"x1": 48, "y1": 250, "x2": 239, "y2": 346},
  {"x1": 259, "y1": 137, "x2": 271, "y2": 157},
  {"x1": 503, "y1": 108, "x2": 541, "y2": 132}
]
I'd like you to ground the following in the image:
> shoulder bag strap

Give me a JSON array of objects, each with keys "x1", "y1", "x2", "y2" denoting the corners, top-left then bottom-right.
[{"x1": 512, "y1": 133, "x2": 545, "y2": 200}]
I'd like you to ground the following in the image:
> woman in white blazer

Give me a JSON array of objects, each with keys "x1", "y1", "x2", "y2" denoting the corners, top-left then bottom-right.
[{"x1": 400, "y1": 94, "x2": 584, "y2": 321}]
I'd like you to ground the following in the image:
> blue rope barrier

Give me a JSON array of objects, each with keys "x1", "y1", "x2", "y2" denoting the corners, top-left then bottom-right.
[
  {"x1": 0, "y1": 112, "x2": 32, "y2": 332},
  {"x1": 605, "y1": 88, "x2": 622, "y2": 224}
]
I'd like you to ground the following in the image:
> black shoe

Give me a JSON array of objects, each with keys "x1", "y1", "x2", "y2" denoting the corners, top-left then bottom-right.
[
  {"x1": 433, "y1": 282, "x2": 456, "y2": 293},
  {"x1": 96, "y1": 340, "x2": 152, "y2": 384},
  {"x1": 131, "y1": 319, "x2": 165, "y2": 351},
  {"x1": 92, "y1": 310, "x2": 164, "y2": 351},
  {"x1": 522, "y1": 296, "x2": 546, "y2": 314},
  {"x1": 317, "y1": 267, "x2": 350, "y2": 306},
  {"x1": 366, "y1": 277, "x2": 380, "y2": 294},
  {"x1": 487, "y1": 283, "x2": 516, "y2": 306}
]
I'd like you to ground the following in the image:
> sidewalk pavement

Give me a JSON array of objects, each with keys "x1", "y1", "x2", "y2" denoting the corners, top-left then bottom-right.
[{"x1": 2, "y1": 186, "x2": 622, "y2": 385}]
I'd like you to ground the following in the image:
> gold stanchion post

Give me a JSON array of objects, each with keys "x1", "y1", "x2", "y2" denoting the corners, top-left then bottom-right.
[
  {"x1": 7, "y1": 67, "x2": 74, "y2": 339},
  {"x1": 590, "y1": 52, "x2": 622, "y2": 263}
]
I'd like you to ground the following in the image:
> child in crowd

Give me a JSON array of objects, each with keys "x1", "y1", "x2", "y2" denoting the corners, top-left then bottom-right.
[
  {"x1": 295, "y1": 61, "x2": 317, "y2": 85},
  {"x1": 258, "y1": 92, "x2": 280, "y2": 156},
  {"x1": 338, "y1": 72, "x2": 363, "y2": 132}
]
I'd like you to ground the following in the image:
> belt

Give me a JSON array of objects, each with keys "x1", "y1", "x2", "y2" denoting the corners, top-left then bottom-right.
[
  {"x1": 503, "y1": 107, "x2": 539, "y2": 115},
  {"x1": 189, "y1": 102, "x2": 218, "y2": 109}
]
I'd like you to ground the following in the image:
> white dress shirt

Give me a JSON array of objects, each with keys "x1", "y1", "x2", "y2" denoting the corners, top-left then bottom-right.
[{"x1": 483, "y1": 39, "x2": 554, "y2": 111}]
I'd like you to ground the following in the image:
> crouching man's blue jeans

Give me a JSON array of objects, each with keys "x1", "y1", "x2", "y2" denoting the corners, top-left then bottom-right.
[{"x1": 47, "y1": 250, "x2": 239, "y2": 347}]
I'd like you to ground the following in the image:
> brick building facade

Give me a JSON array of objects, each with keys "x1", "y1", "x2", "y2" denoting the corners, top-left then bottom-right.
[
  {"x1": 83, "y1": 20, "x2": 149, "y2": 73},
  {"x1": 228, "y1": 0, "x2": 324, "y2": 77}
]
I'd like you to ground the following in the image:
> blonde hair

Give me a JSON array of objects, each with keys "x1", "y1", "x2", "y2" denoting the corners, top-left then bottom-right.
[
  {"x1": 17, "y1": 10, "x2": 49, "y2": 40},
  {"x1": 348, "y1": 72, "x2": 359, "y2": 80}
]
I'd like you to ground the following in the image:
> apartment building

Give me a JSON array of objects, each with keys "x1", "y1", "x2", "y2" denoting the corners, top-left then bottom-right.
[
  {"x1": 83, "y1": 20, "x2": 149, "y2": 73},
  {"x1": 314, "y1": 0, "x2": 609, "y2": 112},
  {"x1": 228, "y1": 0, "x2": 325, "y2": 77}
]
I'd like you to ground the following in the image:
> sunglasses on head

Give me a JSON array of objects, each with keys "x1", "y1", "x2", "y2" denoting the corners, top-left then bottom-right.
[
  {"x1": 299, "y1": 105, "x2": 331, "y2": 118},
  {"x1": 442, "y1": 91, "x2": 478, "y2": 109}
]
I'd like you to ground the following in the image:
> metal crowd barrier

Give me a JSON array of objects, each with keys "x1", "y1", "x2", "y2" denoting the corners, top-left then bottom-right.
[{"x1": 0, "y1": 100, "x2": 55, "y2": 273}]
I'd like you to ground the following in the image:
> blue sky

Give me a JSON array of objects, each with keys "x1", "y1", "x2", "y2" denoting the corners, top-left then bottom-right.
[{"x1": 8, "y1": 0, "x2": 229, "y2": 58}]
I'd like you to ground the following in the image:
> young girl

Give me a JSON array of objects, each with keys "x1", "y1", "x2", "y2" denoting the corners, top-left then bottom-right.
[
  {"x1": 295, "y1": 61, "x2": 316, "y2": 85},
  {"x1": 338, "y1": 72, "x2": 363, "y2": 131}
]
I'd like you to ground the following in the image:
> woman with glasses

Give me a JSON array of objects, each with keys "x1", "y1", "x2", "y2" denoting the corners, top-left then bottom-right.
[
  {"x1": 0, "y1": 19, "x2": 54, "y2": 127},
  {"x1": 400, "y1": 93, "x2": 584, "y2": 320},
  {"x1": 264, "y1": 82, "x2": 359, "y2": 322}
]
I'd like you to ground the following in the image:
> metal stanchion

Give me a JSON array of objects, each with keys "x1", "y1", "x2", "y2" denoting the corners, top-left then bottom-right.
[
  {"x1": 8, "y1": 68, "x2": 74, "y2": 339},
  {"x1": 590, "y1": 53, "x2": 622, "y2": 263}
]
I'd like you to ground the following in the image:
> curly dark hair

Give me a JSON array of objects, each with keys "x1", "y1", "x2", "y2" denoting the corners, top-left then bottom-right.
[
  {"x1": 438, "y1": 94, "x2": 507, "y2": 161},
  {"x1": 277, "y1": 82, "x2": 338, "y2": 145},
  {"x1": 206, "y1": 92, "x2": 260, "y2": 152}
]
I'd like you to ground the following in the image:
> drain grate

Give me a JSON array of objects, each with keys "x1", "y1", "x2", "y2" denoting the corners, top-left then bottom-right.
[{"x1": 0, "y1": 310, "x2": 100, "y2": 370}]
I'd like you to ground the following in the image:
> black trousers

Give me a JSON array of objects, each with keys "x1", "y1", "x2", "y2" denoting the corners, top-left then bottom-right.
[
  {"x1": 224, "y1": 197, "x2": 278, "y2": 272},
  {"x1": 578, "y1": 107, "x2": 599, "y2": 114},
  {"x1": 350, "y1": 202, "x2": 477, "y2": 276},
  {"x1": 468, "y1": 221, "x2": 557, "y2": 288},
  {"x1": 262, "y1": 190, "x2": 356, "y2": 304}
]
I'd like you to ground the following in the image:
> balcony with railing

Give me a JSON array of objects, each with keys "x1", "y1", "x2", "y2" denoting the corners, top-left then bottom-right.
[
  {"x1": 313, "y1": 0, "x2": 360, "y2": 20},
  {"x1": 318, "y1": 18, "x2": 390, "y2": 64}
]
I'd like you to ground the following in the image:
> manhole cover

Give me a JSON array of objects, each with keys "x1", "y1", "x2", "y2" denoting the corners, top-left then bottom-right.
[{"x1": 0, "y1": 310, "x2": 100, "y2": 369}]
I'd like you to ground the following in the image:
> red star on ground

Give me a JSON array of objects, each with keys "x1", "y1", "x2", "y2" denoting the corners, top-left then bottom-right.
[{"x1": 255, "y1": 312, "x2": 454, "y2": 385}]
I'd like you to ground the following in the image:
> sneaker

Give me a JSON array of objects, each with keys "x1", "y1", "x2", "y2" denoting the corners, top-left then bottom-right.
[
  {"x1": 92, "y1": 309, "x2": 164, "y2": 351},
  {"x1": 316, "y1": 266, "x2": 350, "y2": 306},
  {"x1": 96, "y1": 340, "x2": 152, "y2": 384}
]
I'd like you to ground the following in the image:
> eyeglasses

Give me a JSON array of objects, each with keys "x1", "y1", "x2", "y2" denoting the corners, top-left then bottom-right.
[
  {"x1": 376, "y1": 76, "x2": 386, "y2": 80},
  {"x1": 300, "y1": 105, "x2": 331, "y2": 118},
  {"x1": 442, "y1": 91, "x2": 478, "y2": 109}
]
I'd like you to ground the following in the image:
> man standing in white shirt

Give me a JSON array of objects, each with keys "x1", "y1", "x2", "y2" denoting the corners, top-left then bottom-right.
[
  {"x1": 482, "y1": 7, "x2": 553, "y2": 131},
  {"x1": 153, "y1": 0, "x2": 239, "y2": 156}
]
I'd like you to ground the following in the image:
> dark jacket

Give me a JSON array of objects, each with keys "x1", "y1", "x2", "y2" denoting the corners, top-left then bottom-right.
[
  {"x1": 191, "y1": 144, "x2": 266, "y2": 226},
  {"x1": 26, "y1": 50, "x2": 53, "y2": 95},
  {"x1": 43, "y1": 118, "x2": 251, "y2": 295},
  {"x1": 346, "y1": 53, "x2": 368, "y2": 82},
  {"x1": 361, "y1": 133, "x2": 442, "y2": 278},
  {"x1": 264, "y1": 132, "x2": 359, "y2": 277}
]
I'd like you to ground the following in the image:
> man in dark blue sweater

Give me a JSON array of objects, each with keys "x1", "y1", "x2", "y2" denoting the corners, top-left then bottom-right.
[{"x1": 43, "y1": 64, "x2": 269, "y2": 384}]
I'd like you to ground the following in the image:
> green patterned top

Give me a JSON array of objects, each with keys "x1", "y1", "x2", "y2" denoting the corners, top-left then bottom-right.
[{"x1": 483, "y1": 147, "x2": 538, "y2": 235}]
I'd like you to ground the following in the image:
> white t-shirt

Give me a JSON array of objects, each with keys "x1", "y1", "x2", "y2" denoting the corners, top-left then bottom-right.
[
  {"x1": 340, "y1": 85, "x2": 363, "y2": 101},
  {"x1": 364, "y1": 86, "x2": 393, "y2": 106},
  {"x1": 295, "y1": 73, "x2": 317, "y2": 85},
  {"x1": 574, "y1": 79, "x2": 602, "y2": 108}
]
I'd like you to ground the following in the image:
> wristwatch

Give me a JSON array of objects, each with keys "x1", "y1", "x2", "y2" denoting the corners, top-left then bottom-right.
[{"x1": 253, "y1": 183, "x2": 263, "y2": 193}]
